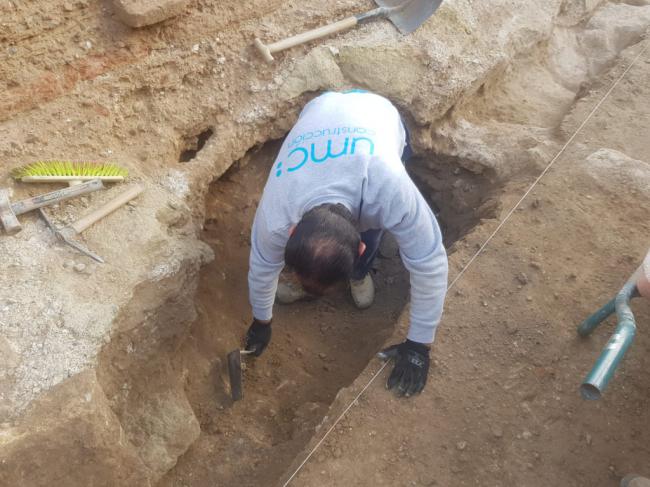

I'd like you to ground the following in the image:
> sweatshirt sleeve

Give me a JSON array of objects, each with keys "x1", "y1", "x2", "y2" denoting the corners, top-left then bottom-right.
[
  {"x1": 248, "y1": 207, "x2": 288, "y2": 321},
  {"x1": 365, "y1": 160, "x2": 449, "y2": 344}
]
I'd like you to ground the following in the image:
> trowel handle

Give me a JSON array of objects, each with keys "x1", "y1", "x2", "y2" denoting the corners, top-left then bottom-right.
[
  {"x1": 70, "y1": 184, "x2": 144, "y2": 234},
  {"x1": 254, "y1": 16, "x2": 358, "y2": 62}
]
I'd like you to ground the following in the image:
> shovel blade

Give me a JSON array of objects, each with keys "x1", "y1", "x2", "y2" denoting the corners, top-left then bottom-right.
[
  {"x1": 375, "y1": 0, "x2": 443, "y2": 34},
  {"x1": 227, "y1": 350, "x2": 244, "y2": 401}
]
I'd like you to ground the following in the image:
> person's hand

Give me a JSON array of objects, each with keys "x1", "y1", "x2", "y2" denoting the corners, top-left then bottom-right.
[
  {"x1": 245, "y1": 319, "x2": 272, "y2": 356},
  {"x1": 377, "y1": 339, "x2": 430, "y2": 397}
]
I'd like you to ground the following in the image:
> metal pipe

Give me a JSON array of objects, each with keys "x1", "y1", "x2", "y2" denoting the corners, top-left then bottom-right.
[
  {"x1": 577, "y1": 297, "x2": 616, "y2": 337},
  {"x1": 579, "y1": 270, "x2": 641, "y2": 400}
]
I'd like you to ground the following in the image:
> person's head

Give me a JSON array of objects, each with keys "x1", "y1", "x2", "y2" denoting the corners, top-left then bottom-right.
[{"x1": 285, "y1": 203, "x2": 365, "y2": 295}]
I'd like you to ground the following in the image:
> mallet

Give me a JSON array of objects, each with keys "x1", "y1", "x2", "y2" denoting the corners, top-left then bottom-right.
[{"x1": 0, "y1": 179, "x2": 104, "y2": 235}]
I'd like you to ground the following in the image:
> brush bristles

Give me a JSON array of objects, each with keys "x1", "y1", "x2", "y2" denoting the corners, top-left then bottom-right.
[{"x1": 12, "y1": 161, "x2": 129, "y2": 179}]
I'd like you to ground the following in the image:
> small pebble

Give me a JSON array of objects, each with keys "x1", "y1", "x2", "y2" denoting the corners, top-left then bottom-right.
[
  {"x1": 456, "y1": 441, "x2": 467, "y2": 451},
  {"x1": 516, "y1": 272, "x2": 529, "y2": 285},
  {"x1": 491, "y1": 425, "x2": 503, "y2": 438},
  {"x1": 73, "y1": 263, "x2": 86, "y2": 273}
]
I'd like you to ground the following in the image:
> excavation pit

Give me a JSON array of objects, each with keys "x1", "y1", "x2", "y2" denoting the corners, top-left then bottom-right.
[{"x1": 160, "y1": 137, "x2": 498, "y2": 487}]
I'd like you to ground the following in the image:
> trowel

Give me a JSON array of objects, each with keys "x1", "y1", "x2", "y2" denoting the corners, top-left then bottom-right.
[
  {"x1": 254, "y1": 0, "x2": 443, "y2": 62},
  {"x1": 227, "y1": 349, "x2": 255, "y2": 401}
]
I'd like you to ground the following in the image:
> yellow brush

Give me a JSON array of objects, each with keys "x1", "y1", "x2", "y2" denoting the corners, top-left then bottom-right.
[{"x1": 12, "y1": 161, "x2": 128, "y2": 186}]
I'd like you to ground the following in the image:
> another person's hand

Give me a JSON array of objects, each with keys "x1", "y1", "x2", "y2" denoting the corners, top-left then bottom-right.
[
  {"x1": 245, "y1": 319, "x2": 272, "y2": 356},
  {"x1": 378, "y1": 339, "x2": 430, "y2": 397}
]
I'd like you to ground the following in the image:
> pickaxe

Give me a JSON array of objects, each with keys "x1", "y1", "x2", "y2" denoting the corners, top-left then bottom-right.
[
  {"x1": 0, "y1": 180, "x2": 104, "y2": 235},
  {"x1": 39, "y1": 184, "x2": 145, "y2": 263}
]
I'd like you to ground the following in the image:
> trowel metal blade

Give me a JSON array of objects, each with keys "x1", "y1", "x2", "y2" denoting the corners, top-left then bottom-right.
[
  {"x1": 374, "y1": 0, "x2": 443, "y2": 34},
  {"x1": 227, "y1": 350, "x2": 244, "y2": 401}
]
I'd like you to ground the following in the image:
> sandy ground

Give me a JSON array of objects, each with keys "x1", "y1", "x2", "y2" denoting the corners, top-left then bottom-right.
[
  {"x1": 1, "y1": 0, "x2": 649, "y2": 485},
  {"x1": 281, "y1": 41, "x2": 650, "y2": 487}
]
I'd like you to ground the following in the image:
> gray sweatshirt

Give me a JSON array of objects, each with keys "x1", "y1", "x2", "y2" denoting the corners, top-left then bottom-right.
[{"x1": 248, "y1": 91, "x2": 448, "y2": 344}]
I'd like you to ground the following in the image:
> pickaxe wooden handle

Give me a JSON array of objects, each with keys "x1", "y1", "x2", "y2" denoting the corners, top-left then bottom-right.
[{"x1": 67, "y1": 184, "x2": 144, "y2": 234}]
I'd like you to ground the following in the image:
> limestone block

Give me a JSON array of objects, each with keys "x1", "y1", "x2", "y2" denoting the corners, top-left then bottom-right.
[
  {"x1": 0, "y1": 371, "x2": 151, "y2": 487},
  {"x1": 112, "y1": 0, "x2": 189, "y2": 28}
]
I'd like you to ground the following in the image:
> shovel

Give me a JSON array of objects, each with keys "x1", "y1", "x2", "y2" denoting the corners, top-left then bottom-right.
[
  {"x1": 227, "y1": 349, "x2": 255, "y2": 401},
  {"x1": 254, "y1": 0, "x2": 443, "y2": 63}
]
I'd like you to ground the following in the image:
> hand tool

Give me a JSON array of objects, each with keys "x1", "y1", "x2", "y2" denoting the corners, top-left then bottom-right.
[
  {"x1": 254, "y1": 0, "x2": 443, "y2": 63},
  {"x1": 39, "y1": 208, "x2": 105, "y2": 263},
  {"x1": 0, "y1": 179, "x2": 104, "y2": 235},
  {"x1": 227, "y1": 349, "x2": 255, "y2": 401},
  {"x1": 12, "y1": 161, "x2": 128, "y2": 186},
  {"x1": 38, "y1": 184, "x2": 145, "y2": 262}
]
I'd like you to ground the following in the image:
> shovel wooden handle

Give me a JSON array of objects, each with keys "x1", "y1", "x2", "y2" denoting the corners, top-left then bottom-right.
[
  {"x1": 70, "y1": 184, "x2": 144, "y2": 234},
  {"x1": 255, "y1": 16, "x2": 358, "y2": 62}
]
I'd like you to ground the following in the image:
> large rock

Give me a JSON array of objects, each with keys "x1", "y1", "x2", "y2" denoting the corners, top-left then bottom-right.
[
  {"x1": 0, "y1": 371, "x2": 150, "y2": 487},
  {"x1": 112, "y1": 0, "x2": 189, "y2": 27}
]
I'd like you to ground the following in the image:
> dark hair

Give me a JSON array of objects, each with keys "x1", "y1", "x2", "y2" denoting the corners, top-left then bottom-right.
[{"x1": 285, "y1": 203, "x2": 360, "y2": 292}]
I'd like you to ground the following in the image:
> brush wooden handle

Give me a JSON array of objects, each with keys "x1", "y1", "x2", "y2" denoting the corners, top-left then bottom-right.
[
  {"x1": 255, "y1": 16, "x2": 358, "y2": 62},
  {"x1": 70, "y1": 184, "x2": 144, "y2": 234},
  {"x1": 11, "y1": 179, "x2": 104, "y2": 215},
  {"x1": 21, "y1": 176, "x2": 125, "y2": 185}
]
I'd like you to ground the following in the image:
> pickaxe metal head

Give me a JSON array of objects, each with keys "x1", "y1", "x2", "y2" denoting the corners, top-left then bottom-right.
[{"x1": 38, "y1": 208, "x2": 105, "y2": 263}]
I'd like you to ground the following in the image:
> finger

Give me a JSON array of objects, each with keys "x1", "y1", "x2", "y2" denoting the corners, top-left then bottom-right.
[
  {"x1": 386, "y1": 364, "x2": 404, "y2": 391},
  {"x1": 377, "y1": 344, "x2": 400, "y2": 361},
  {"x1": 397, "y1": 366, "x2": 413, "y2": 397},
  {"x1": 405, "y1": 370, "x2": 420, "y2": 397},
  {"x1": 412, "y1": 370, "x2": 427, "y2": 395}
]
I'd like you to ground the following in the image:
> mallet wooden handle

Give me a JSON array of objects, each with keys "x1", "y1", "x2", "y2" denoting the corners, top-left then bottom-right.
[
  {"x1": 11, "y1": 179, "x2": 104, "y2": 215},
  {"x1": 255, "y1": 16, "x2": 358, "y2": 62},
  {"x1": 69, "y1": 184, "x2": 144, "y2": 234}
]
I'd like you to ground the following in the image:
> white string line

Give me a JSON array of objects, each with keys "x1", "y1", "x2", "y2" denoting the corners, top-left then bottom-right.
[
  {"x1": 449, "y1": 42, "x2": 648, "y2": 289},
  {"x1": 281, "y1": 361, "x2": 390, "y2": 487},
  {"x1": 282, "y1": 42, "x2": 648, "y2": 486}
]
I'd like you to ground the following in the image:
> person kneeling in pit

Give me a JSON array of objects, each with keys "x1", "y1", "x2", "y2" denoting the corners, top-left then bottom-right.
[{"x1": 243, "y1": 90, "x2": 449, "y2": 397}]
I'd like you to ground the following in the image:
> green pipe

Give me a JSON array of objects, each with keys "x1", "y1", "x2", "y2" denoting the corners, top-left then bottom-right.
[
  {"x1": 577, "y1": 297, "x2": 616, "y2": 337},
  {"x1": 580, "y1": 277, "x2": 639, "y2": 400}
]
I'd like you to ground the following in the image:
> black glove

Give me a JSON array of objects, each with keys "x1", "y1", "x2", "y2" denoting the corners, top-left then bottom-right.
[
  {"x1": 378, "y1": 339, "x2": 430, "y2": 397},
  {"x1": 245, "y1": 319, "x2": 272, "y2": 357}
]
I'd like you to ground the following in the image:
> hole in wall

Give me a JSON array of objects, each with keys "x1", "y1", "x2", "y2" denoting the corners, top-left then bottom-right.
[{"x1": 179, "y1": 128, "x2": 214, "y2": 162}]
